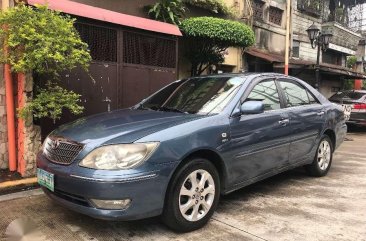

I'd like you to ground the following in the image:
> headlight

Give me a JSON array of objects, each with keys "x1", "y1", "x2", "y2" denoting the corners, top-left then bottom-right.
[{"x1": 79, "y1": 142, "x2": 159, "y2": 170}]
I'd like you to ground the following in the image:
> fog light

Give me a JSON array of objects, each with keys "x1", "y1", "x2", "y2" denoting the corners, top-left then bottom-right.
[{"x1": 90, "y1": 198, "x2": 131, "y2": 210}]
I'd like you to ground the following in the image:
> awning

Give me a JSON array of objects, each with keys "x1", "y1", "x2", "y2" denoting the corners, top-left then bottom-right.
[
  {"x1": 245, "y1": 47, "x2": 366, "y2": 79},
  {"x1": 27, "y1": 0, "x2": 182, "y2": 36}
]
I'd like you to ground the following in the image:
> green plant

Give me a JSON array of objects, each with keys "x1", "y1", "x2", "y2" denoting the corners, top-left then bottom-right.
[
  {"x1": 0, "y1": 3, "x2": 91, "y2": 122},
  {"x1": 19, "y1": 84, "x2": 84, "y2": 123},
  {"x1": 347, "y1": 56, "x2": 357, "y2": 69},
  {"x1": 184, "y1": 0, "x2": 234, "y2": 16},
  {"x1": 148, "y1": 0, "x2": 186, "y2": 25},
  {"x1": 180, "y1": 17, "x2": 255, "y2": 76}
]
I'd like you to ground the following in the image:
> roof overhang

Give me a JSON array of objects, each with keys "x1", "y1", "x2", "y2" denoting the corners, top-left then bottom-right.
[
  {"x1": 27, "y1": 0, "x2": 182, "y2": 37},
  {"x1": 245, "y1": 47, "x2": 366, "y2": 79}
]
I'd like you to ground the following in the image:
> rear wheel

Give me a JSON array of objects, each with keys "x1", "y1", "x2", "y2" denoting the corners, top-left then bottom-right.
[
  {"x1": 305, "y1": 135, "x2": 333, "y2": 177},
  {"x1": 162, "y1": 158, "x2": 220, "y2": 232}
]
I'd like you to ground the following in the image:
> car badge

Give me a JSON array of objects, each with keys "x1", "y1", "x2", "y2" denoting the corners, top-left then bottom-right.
[{"x1": 50, "y1": 139, "x2": 60, "y2": 149}]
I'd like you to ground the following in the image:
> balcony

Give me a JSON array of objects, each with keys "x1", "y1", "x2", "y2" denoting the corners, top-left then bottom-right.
[{"x1": 322, "y1": 22, "x2": 362, "y2": 55}]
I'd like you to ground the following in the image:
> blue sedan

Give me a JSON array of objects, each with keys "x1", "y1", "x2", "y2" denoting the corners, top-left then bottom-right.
[{"x1": 37, "y1": 73, "x2": 347, "y2": 232}]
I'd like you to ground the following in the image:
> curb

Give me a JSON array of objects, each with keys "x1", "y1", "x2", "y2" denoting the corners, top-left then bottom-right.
[
  {"x1": 0, "y1": 188, "x2": 43, "y2": 202},
  {"x1": 0, "y1": 177, "x2": 38, "y2": 189}
]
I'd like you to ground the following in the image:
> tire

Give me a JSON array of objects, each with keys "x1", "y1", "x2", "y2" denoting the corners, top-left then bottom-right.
[
  {"x1": 305, "y1": 135, "x2": 333, "y2": 177},
  {"x1": 162, "y1": 158, "x2": 220, "y2": 232}
]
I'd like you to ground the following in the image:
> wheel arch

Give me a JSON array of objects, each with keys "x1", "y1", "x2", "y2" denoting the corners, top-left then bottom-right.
[
  {"x1": 323, "y1": 129, "x2": 336, "y2": 151},
  {"x1": 166, "y1": 148, "x2": 228, "y2": 198}
]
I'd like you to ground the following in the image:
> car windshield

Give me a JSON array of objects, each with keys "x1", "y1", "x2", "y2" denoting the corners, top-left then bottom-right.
[
  {"x1": 137, "y1": 76, "x2": 244, "y2": 114},
  {"x1": 329, "y1": 91, "x2": 366, "y2": 101}
]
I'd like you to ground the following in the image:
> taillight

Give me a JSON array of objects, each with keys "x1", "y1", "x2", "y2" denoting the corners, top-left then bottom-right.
[{"x1": 353, "y1": 103, "x2": 366, "y2": 109}]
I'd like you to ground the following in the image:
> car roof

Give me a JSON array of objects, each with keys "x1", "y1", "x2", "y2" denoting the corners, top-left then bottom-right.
[
  {"x1": 192, "y1": 72, "x2": 284, "y2": 78},
  {"x1": 191, "y1": 72, "x2": 291, "y2": 79},
  {"x1": 339, "y1": 90, "x2": 366, "y2": 93}
]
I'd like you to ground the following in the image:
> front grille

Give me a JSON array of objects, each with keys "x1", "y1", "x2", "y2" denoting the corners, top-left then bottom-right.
[
  {"x1": 43, "y1": 136, "x2": 84, "y2": 165},
  {"x1": 45, "y1": 188, "x2": 91, "y2": 207}
]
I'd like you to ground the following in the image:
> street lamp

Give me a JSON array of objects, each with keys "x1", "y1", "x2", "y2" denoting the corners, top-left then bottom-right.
[{"x1": 306, "y1": 23, "x2": 333, "y2": 90}]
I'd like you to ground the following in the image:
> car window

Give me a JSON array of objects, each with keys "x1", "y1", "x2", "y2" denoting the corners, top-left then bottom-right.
[
  {"x1": 329, "y1": 91, "x2": 366, "y2": 101},
  {"x1": 247, "y1": 80, "x2": 281, "y2": 111},
  {"x1": 279, "y1": 80, "x2": 310, "y2": 107},
  {"x1": 139, "y1": 76, "x2": 243, "y2": 114}
]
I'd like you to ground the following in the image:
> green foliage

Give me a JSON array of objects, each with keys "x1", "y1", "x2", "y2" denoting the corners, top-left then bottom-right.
[
  {"x1": 0, "y1": 3, "x2": 91, "y2": 75},
  {"x1": 184, "y1": 0, "x2": 234, "y2": 16},
  {"x1": 0, "y1": 3, "x2": 91, "y2": 122},
  {"x1": 19, "y1": 84, "x2": 84, "y2": 123},
  {"x1": 180, "y1": 17, "x2": 255, "y2": 76},
  {"x1": 148, "y1": 0, "x2": 186, "y2": 25},
  {"x1": 347, "y1": 56, "x2": 357, "y2": 69}
]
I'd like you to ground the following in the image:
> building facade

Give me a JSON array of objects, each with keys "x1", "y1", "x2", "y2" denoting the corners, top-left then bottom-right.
[{"x1": 244, "y1": 0, "x2": 366, "y2": 98}]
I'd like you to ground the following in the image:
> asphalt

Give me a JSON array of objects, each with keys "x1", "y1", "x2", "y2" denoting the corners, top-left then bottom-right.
[{"x1": 1, "y1": 132, "x2": 366, "y2": 241}]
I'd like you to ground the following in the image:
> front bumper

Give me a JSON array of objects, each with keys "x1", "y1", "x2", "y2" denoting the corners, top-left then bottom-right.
[{"x1": 37, "y1": 153, "x2": 177, "y2": 221}]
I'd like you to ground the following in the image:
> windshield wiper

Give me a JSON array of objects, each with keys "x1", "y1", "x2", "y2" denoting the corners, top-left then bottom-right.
[{"x1": 150, "y1": 106, "x2": 188, "y2": 114}]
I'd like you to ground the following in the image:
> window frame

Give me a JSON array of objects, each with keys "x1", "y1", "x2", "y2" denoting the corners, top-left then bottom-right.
[
  {"x1": 277, "y1": 78, "x2": 320, "y2": 108},
  {"x1": 236, "y1": 77, "x2": 286, "y2": 114}
]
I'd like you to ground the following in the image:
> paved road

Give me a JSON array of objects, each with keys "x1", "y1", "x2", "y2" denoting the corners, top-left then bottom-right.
[{"x1": 1, "y1": 133, "x2": 366, "y2": 241}]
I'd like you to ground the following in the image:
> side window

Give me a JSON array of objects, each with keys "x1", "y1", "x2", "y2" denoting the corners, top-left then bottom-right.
[
  {"x1": 279, "y1": 80, "x2": 310, "y2": 107},
  {"x1": 247, "y1": 80, "x2": 281, "y2": 111}
]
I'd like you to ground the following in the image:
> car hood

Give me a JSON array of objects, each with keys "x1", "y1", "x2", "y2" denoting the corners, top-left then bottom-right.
[{"x1": 51, "y1": 109, "x2": 206, "y2": 146}]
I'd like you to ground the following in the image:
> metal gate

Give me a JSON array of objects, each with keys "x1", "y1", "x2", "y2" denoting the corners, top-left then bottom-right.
[{"x1": 39, "y1": 20, "x2": 178, "y2": 138}]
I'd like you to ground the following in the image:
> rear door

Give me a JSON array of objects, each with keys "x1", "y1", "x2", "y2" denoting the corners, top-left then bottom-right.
[
  {"x1": 228, "y1": 78, "x2": 291, "y2": 184},
  {"x1": 277, "y1": 78, "x2": 325, "y2": 164}
]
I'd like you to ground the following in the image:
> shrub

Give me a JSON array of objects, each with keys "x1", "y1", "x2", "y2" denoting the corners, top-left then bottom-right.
[
  {"x1": 0, "y1": 3, "x2": 91, "y2": 122},
  {"x1": 148, "y1": 0, "x2": 186, "y2": 25},
  {"x1": 180, "y1": 17, "x2": 255, "y2": 76}
]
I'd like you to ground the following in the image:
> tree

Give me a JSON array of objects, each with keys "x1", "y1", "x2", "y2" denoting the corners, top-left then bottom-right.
[
  {"x1": 0, "y1": 3, "x2": 91, "y2": 123},
  {"x1": 180, "y1": 17, "x2": 255, "y2": 76}
]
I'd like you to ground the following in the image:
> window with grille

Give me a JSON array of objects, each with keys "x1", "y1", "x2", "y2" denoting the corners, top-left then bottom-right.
[
  {"x1": 269, "y1": 7, "x2": 283, "y2": 26},
  {"x1": 293, "y1": 40, "x2": 300, "y2": 58},
  {"x1": 253, "y1": 0, "x2": 265, "y2": 21},
  {"x1": 75, "y1": 23, "x2": 117, "y2": 62},
  {"x1": 123, "y1": 32, "x2": 176, "y2": 68}
]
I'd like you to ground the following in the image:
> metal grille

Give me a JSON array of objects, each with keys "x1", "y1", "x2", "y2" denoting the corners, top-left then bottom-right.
[
  {"x1": 75, "y1": 23, "x2": 117, "y2": 62},
  {"x1": 123, "y1": 31, "x2": 176, "y2": 68},
  {"x1": 43, "y1": 137, "x2": 84, "y2": 165},
  {"x1": 252, "y1": 0, "x2": 264, "y2": 21},
  {"x1": 269, "y1": 6, "x2": 283, "y2": 25}
]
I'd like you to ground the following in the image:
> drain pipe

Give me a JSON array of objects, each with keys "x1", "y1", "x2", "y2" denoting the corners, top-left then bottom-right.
[
  {"x1": 284, "y1": 0, "x2": 291, "y2": 75},
  {"x1": 3, "y1": 0, "x2": 17, "y2": 172}
]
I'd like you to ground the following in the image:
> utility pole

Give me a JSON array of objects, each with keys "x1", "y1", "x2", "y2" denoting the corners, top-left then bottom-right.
[{"x1": 284, "y1": 0, "x2": 291, "y2": 75}]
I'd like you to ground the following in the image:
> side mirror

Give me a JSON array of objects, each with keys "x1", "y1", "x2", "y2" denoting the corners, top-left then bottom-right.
[{"x1": 240, "y1": 101, "x2": 264, "y2": 114}]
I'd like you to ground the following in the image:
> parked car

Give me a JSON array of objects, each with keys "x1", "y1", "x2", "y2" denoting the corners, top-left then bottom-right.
[
  {"x1": 329, "y1": 90, "x2": 366, "y2": 127},
  {"x1": 37, "y1": 73, "x2": 347, "y2": 232}
]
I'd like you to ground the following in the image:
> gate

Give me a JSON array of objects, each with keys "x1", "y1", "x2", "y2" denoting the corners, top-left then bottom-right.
[{"x1": 39, "y1": 20, "x2": 178, "y2": 138}]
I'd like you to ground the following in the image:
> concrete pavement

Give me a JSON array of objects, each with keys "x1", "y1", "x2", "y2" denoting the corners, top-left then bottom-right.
[{"x1": 1, "y1": 133, "x2": 366, "y2": 241}]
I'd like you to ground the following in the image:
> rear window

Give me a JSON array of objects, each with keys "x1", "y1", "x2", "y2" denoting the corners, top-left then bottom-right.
[{"x1": 330, "y1": 91, "x2": 366, "y2": 101}]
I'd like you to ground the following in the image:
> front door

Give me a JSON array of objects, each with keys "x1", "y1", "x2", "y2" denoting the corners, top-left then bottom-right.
[
  {"x1": 228, "y1": 79, "x2": 291, "y2": 185},
  {"x1": 277, "y1": 79, "x2": 325, "y2": 164}
]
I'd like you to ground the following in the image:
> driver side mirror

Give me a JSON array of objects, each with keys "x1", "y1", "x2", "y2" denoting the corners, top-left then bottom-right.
[{"x1": 240, "y1": 101, "x2": 264, "y2": 115}]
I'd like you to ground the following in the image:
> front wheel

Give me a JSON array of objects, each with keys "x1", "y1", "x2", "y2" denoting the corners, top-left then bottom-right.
[
  {"x1": 305, "y1": 135, "x2": 333, "y2": 177},
  {"x1": 162, "y1": 158, "x2": 220, "y2": 232}
]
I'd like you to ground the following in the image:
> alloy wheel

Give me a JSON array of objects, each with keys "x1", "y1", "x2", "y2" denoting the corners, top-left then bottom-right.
[
  {"x1": 317, "y1": 140, "x2": 331, "y2": 171},
  {"x1": 178, "y1": 169, "x2": 215, "y2": 222}
]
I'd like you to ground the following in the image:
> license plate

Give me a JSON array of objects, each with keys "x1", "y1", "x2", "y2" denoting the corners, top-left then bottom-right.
[
  {"x1": 37, "y1": 168, "x2": 54, "y2": 192},
  {"x1": 342, "y1": 104, "x2": 352, "y2": 121}
]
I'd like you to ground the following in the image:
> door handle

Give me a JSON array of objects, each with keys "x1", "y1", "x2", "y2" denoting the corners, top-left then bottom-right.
[
  {"x1": 317, "y1": 111, "x2": 325, "y2": 116},
  {"x1": 278, "y1": 118, "x2": 290, "y2": 126}
]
